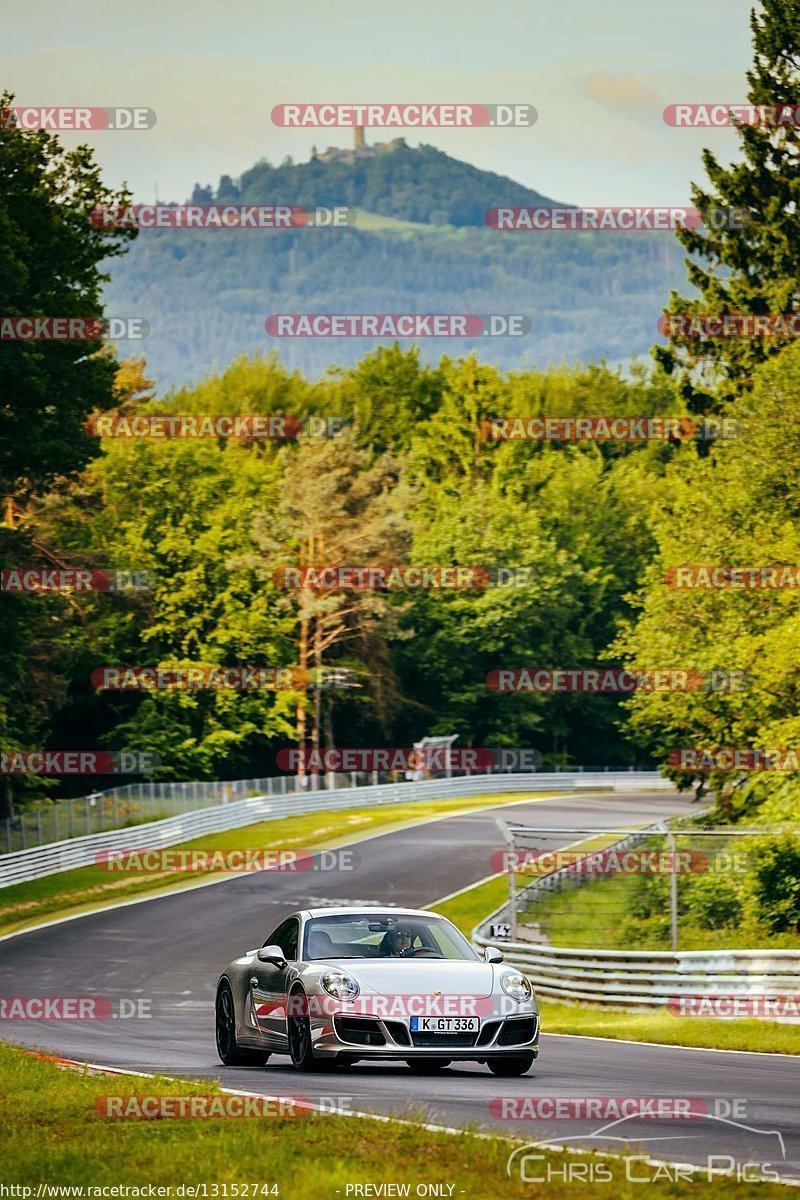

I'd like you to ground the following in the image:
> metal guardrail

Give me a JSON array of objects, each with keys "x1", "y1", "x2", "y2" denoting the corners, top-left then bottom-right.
[
  {"x1": 474, "y1": 826, "x2": 800, "y2": 1012},
  {"x1": 472, "y1": 932, "x2": 800, "y2": 1010},
  {"x1": 0, "y1": 770, "x2": 669, "y2": 889},
  {"x1": 1, "y1": 763, "x2": 659, "y2": 853}
]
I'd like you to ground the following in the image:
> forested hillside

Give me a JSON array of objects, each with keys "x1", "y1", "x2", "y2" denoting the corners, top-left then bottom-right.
[
  {"x1": 104, "y1": 144, "x2": 687, "y2": 388},
  {"x1": 191, "y1": 140, "x2": 563, "y2": 227}
]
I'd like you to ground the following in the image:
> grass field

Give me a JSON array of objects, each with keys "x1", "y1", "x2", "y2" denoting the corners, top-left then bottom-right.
[
  {"x1": 352, "y1": 208, "x2": 471, "y2": 238},
  {"x1": 0, "y1": 1042, "x2": 788, "y2": 1198}
]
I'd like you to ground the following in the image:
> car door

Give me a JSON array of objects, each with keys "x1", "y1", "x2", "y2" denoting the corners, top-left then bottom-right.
[{"x1": 249, "y1": 916, "x2": 299, "y2": 1048}]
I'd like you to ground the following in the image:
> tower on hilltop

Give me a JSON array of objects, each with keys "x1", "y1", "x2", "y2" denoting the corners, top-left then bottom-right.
[{"x1": 354, "y1": 126, "x2": 365, "y2": 151}]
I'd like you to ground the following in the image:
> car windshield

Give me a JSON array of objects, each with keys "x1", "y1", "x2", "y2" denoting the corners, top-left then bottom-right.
[{"x1": 303, "y1": 912, "x2": 479, "y2": 961}]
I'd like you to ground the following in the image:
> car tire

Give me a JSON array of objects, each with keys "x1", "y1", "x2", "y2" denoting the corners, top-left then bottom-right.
[
  {"x1": 288, "y1": 988, "x2": 319, "y2": 1071},
  {"x1": 487, "y1": 1054, "x2": 535, "y2": 1077},
  {"x1": 215, "y1": 982, "x2": 269, "y2": 1066},
  {"x1": 405, "y1": 1059, "x2": 451, "y2": 1072}
]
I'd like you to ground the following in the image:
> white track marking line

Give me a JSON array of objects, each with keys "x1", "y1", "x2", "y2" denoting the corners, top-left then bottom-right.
[
  {"x1": 542, "y1": 1031, "x2": 800, "y2": 1058},
  {"x1": 24, "y1": 1051, "x2": 800, "y2": 1188}
]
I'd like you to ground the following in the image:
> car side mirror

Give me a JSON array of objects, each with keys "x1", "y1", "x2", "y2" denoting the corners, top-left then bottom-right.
[
  {"x1": 257, "y1": 944, "x2": 287, "y2": 968},
  {"x1": 484, "y1": 946, "x2": 504, "y2": 964}
]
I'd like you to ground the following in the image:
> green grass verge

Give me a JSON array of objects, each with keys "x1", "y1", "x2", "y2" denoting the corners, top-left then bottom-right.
[
  {"x1": 431, "y1": 869, "x2": 800, "y2": 1055},
  {"x1": 0, "y1": 793, "x2": 549, "y2": 938},
  {"x1": 435, "y1": 873, "x2": 509, "y2": 932},
  {"x1": 0, "y1": 1042, "x2": 787, "y2": 1197},
  {"x1": 539, "y1": 1001, "x2": 800, "y2": 1054},
  {"x1": 531, "y1": 869, "x2": 640, "y2": 947}
]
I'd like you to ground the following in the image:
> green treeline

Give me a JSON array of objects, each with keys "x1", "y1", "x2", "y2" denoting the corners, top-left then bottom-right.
[
  {"x1": 3, "y1": 340, "x2": 800, "y2": 829},
  {"x1": 1, "y1": 349, "x2": 680, "y2": 797},
  {"x1": 4, "y1": 0, "x2": 800, "y2": 835}
]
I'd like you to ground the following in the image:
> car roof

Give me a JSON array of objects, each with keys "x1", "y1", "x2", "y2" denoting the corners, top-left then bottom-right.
[{"x1": 300, "y1": 906, "x2": 444, "y2": 920}]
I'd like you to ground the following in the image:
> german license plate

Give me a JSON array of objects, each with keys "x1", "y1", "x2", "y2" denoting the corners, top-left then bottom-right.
[{"x1": 410, "y1": 1016, "x2": 480, "y2": 1033}]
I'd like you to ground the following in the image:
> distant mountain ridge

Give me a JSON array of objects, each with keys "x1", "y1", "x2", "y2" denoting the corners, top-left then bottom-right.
[
  {"x1": 190, "y1": 140, "x2": 563, "y2": 228},
  {"x1": 105, "y1": 143, "x2": 686, "y2": 390}
]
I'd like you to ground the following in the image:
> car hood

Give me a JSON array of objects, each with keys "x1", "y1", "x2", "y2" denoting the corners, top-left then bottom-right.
[{"x1": 328, "y1": 958, "x2": 496, "y2": 998}]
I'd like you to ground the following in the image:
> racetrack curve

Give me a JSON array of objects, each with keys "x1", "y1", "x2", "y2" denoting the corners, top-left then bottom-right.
[{"x1": 1, "y1": 790, "x2": 798, "y2": 1183}]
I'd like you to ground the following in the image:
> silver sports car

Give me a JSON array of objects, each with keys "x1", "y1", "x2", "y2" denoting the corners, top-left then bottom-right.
[{"x1": 215, "y1": 906, "x2": 539, "y2": 1075}]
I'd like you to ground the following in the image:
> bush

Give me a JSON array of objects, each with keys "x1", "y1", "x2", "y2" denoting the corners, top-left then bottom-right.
[
  {"x1": 747, "y1": 834, "x2": 800, "y2": 934},
  {"x1": 680, "y1": 873, "x2": 742, "y2": 930}
]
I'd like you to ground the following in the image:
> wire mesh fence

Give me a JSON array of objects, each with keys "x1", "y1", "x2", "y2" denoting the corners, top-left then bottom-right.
[
  {"x1": 0, "y1": 763, "x2": 645, "y2": 854},
  {"x1": 494, "y1": 822, "x2": 799, "y2": 953},
  {"x1": 0, "y1": 776, "x2": 292, "y2": 854}
]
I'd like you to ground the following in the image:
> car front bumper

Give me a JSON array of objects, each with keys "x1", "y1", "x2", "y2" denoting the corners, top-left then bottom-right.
[{"x1": 309, "y1": 1009, "x2": 540, "y2": 1060}]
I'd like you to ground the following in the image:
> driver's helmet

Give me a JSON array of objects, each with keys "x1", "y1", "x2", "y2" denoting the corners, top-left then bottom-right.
[{"x1": 382, "y1": 926, "x2": 413, "y2": 956}]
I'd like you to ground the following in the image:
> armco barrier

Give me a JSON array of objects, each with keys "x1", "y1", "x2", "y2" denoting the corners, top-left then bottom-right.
[
  {"x1": 471, "y1": 932, "x2": 800, "y2": 1011},
  {"x1": 0, "y1": 770, "x2": 669, "y2": 889},
  {"x1": 474, "y1": 841, "x2": 800, "y2": 1012}
]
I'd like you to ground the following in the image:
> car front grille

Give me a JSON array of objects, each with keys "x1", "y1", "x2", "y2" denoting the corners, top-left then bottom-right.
[
  {"x1": 497, "y1": 1016, "x2": 537, "y2": 1045},
  {"x1": 384, "y1": 1020, "x2": 412, "y2": 1046},
  {"x1": 334, "y1": 1016, "x2": 386, "y2": 1046},
  {"x1": 476, "y1": 1020, "x2": 501, "y2": 1046}
]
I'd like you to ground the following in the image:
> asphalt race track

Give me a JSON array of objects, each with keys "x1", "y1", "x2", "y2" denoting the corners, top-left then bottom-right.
[{"x1": 1, "y1": 790, "x2": 798, "y2": 1183}]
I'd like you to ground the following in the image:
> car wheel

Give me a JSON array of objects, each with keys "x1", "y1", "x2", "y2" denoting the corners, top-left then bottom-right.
[
  {"x1": 405, "y1": 1059, "x2": 451, "y2": 1072},
  {"x1": 487, "y1": 1054, "x2": 535, "y2": 1077},
  {"x1": 288, "y1": 988, "x2": 318, "y2": 1071},
  {"x1": 215, "y1": 982, "x2": 269, "y2": 1066}
]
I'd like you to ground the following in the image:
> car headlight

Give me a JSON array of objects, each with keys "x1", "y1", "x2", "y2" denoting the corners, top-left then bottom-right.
[
  {"x1": 321, "y1": 970, "x2": 360, "y2": 1001},
  {"x1": 500, "y1": 970, "x2": 532, "y2": 1004}
]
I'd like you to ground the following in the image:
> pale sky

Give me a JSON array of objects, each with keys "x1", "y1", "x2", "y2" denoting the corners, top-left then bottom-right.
[{"x1": 2, "y1": 0, "x2": 755, "y2": 205}]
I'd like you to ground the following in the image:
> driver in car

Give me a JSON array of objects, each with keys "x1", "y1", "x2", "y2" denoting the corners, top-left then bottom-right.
[{"x1": 380, "y1": 926, "x2": 414, "y2": 956}]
